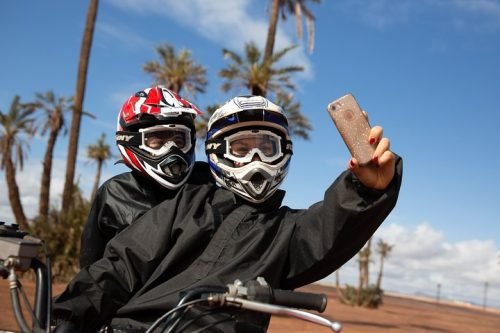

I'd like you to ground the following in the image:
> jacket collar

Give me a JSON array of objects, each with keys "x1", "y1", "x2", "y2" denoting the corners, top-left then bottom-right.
[{"x1": 213, "y1": 186, "x2": 285, "y2": 212}]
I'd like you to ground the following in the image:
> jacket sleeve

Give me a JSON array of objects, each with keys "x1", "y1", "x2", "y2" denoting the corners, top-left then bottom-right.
[
  {"x1": 79, "y1": 187, "x2": 110, "y2": 268},
  {"x1": 53, "y1": 182, "x2": 216, "y2": 332},
  {"x1": 282, "y1": 156, "x2": 403, "y2": 289},
  {"x1": 79, "y1": 173, "x2": 161, "y2": 268},
  {"x1": 53, "y1": 202, "x2": 177, "y2": 332}
]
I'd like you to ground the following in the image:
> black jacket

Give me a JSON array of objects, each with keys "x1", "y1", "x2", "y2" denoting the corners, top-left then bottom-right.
[
  {"x1": 54, "y1": 157, "x2": 403, "y2": 332},
  {"x1": 79, "y1": 161, "x2": 214, "y2": 268}
]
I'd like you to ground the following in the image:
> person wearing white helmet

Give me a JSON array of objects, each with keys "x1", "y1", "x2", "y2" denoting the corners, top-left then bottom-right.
[
  {"x1": 79, "y1": 85, "x2": 213, "y2": 268},
  {"x1": 205, "y1": 95, "x2": 292, "y2": 203},
  {"x1": 54, "y1": 95, "x2": 402, "y2": 333}
]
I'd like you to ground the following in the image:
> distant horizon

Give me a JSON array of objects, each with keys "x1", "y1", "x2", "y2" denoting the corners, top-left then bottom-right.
[{"x1": 315, "y1": 280, "x2": 500, "y2": 312}]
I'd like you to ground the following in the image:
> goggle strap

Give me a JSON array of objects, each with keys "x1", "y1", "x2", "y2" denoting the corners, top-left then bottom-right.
[
  {"x1": 282, "y1": 140, "x2": 293, "y2": 155},
  {"x1": 205, "y1": 138, "x2": 226, "y2": 154},
  {"x1": 116, "y1": 131, "x2": 142, "y2": 146}
]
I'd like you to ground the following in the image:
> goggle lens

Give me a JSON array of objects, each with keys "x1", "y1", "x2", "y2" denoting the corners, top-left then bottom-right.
[
  {"x1": 144, "y1": 129, "x2": 187, "y2": 150},
  {"x1": 225, "y1": 130, "x2": 283, "y2": 163},
  {"x1": 139, "y1": 125, "x2": 191, "y2": 156},
  {"x1": 229, "y1": 134, "x2": 278, "y2": 158}
]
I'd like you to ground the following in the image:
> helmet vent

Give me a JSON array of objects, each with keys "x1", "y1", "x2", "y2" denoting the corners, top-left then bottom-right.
[
  {"x1": 234, "y1": 96, "x2": 268, "y2": 109},
  {"x1": 250, "y1": 173, "x2": 266, "y2": 191}
]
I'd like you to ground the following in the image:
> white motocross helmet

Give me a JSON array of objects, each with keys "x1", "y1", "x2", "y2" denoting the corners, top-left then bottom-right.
[{"x1": 205, "y1": 95, "x2": 293, "y2": 203}]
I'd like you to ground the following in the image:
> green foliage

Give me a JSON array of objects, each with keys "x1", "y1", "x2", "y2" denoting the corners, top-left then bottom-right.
[
  {"x1": 275, "y1": 92, "x2": 312, "y2": 140},
  {"x1": 0, "y1": 95, "x2": 37, "y2": 171},
  {"x1": 339, "y1": 284, "x2": 384, "y2": 309},
  {"x1": 29, "y1": 184, "x2": 90, "y2": 282},
  {"x1": 143, "y1": 44, "x2": 207, "y2": 99},
  {"x1": 219, "y1": 42, "x2": 303, "y2": 98},
  {"x1": 194, "y1": 104, "x2": 219, "y2": 142}
]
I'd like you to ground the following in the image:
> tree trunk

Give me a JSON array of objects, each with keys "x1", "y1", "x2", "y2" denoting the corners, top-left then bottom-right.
[
  {"x1": 335, "y1": 270, "x2": 340, "y2": 289},
  {"x1": 376, "y1": 255, "x2": 385, "y2": 290},
  {"x1": 251, "y1": 85, "x2": 266, "y2": 97},
  {"x1": 335, "y1": 270, "x2": 348, "y2": 304},
  {"x1": 262, "y1": 0, "x2": 281, "y2": 97},
  {"x1": 4, "y1": 150, "x2": 28, "y2": 230},
  {"x1": 38, "y1": 128, "x2": 58, "y2": 225},
  {"x1": 264, "y1": 0, "x2": 281, "y2": 63},
  {"x1": 364, "y1": 238, "x2": 372, "y2": 288},
  {"x1": 62, "y1": 0, "x2": 99, "y2": 211},
  {"x1": 90, "y1": 159, "x2": 103, "y2": 202},
  {"x1": 357, "y1": 254, "x2": 365, "y2": 306}
]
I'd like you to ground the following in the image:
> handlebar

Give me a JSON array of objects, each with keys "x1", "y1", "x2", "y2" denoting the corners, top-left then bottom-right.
[
  {"x1": 243, "y1": 283, "x2": 328, "y2": 312},
  {"x1": 149, "y1": 277, "x2": 342, "y2": 333},
  {"x1": 0, "y1": 223, "x2": 51, "y2": 333},
  {"x1": 225, "y1": 277, "x2": 327, "y2": 312}
]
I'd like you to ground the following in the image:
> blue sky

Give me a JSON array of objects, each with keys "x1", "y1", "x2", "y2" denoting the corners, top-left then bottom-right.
[{"x1": 1, "y1": 1, "x2": 499, "y2": 309}]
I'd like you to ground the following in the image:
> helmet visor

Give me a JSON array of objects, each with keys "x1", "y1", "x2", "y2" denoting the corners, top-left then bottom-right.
[
  {"x1": 139, "y1": 124, "x2": 192, "y2": 156},
  {"x1": 225, "y1": 130, "x2": 283, "y2": 164}
]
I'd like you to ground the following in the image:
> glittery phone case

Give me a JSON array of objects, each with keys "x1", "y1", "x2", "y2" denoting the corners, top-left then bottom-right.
[{"x1": 327, "y1": 94, "x2": 374, "y2": 165}]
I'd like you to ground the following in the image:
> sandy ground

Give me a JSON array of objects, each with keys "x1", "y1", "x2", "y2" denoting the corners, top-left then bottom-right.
[{"x1": 1, "y1": 279, "x2": 499, "y2": 333}]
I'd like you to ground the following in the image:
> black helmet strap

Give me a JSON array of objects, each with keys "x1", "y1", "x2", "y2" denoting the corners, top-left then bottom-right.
[{"x1": 116, "y1": 131, "x2": 142, "y2": 146}]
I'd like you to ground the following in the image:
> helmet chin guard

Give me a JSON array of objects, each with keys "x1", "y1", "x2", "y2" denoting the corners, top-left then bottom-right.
[
  {"x1": 158, "y1": 151, "x2": 191, "y2": 179},
  {"x1": 232, "y1": 162, "x2": 287, "y2": 203},
  {"x1": 124, "y1": 144, "x2": 195, "y2": 188}
]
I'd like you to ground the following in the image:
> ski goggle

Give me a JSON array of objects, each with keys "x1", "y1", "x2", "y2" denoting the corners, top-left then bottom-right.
[
  {"x1": 224, "y1": 130, "x2": 284, "y2": 164},
  {"x1": 138, "y1": 124, "x2": 192, "y2": 156}
]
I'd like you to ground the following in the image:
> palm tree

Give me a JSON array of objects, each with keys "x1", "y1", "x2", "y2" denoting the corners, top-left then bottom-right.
[
  {"x1": 143, "y1": 44, "x2": 208, "y2": 99},
  {"x1": 264, "y1": 0, "x2": 321, "y2": 62},
  {"x1": 219, "y1": 42, "x2": 303, "y2": 98},
  {"x1": 0, "y1": 96, "x2": 36, "y2": 229},
  {"x1": 356, "y1": 238, "x2": 373, "y2": 305},
  {"x1": 34, "y1": 91, "x2": 73, "y2": 225},
  {"x1": 363, "y1": 238, "x2": 373, "y2": 288},
  {"x1": 195, "y1": 104, "x2": 219, "y2": 143},
  {"x1": 275, "y1": 92, "x2": 312, "y2": 140},
  {"x1": 87, "y1": 133, "x2": 111, "y2": 201},
  {"x1": 375, "y1": 239, "x2": 394, "y2": 291},
  {"x1": 356, "y1": 246, "x2": 369, "y2": 305},
  {"x1": 62, "y1": 0, "x2": 99, "y2": 212}
]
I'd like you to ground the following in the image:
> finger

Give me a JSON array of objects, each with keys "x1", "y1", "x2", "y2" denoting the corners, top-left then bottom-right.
[
  {"x1": 376, "y1": 149, "x2": 395, "y2": 167},
  {"x1": 348, "y1": 158, "x2": 358, "y2": 171},
  {"x1": 373, "y1": 137, "x2": 390, "y2": 160},
  {"x1": 369, "y1": 126, "x2": 383, "y2": 145}
]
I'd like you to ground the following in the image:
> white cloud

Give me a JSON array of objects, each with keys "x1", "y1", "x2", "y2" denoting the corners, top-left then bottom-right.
[
  {"x1": 322, "y1": 222, "x2": 500, "y2": 308},
  {"x1": 107, "y1": 0, "x2": 314, "y2": 79},
  {"x1": 0, "y1": 155, "x2": 119, "y2": 223},
  {"x1": 0, "y1": 159, "x2": 68, "y2": 223}
]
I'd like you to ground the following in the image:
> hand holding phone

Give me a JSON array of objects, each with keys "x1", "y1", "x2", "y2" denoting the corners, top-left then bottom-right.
[{"x1": 327, "y1": 93, "x2": 374, "y2": 166}]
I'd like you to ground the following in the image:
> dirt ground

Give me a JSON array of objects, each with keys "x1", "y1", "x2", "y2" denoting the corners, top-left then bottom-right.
[{"x1": 1, "y1": 279, "x2": 499, "y2": 333}]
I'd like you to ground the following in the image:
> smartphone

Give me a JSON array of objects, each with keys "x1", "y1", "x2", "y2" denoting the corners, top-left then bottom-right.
[{"x1": 327, "y1": 93, "x2": 374, "y2": 166}]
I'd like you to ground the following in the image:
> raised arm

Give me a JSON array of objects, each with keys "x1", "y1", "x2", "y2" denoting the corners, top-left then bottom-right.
[{"x1": 282, "y1": 125, "x2": 402, "y2": 289}]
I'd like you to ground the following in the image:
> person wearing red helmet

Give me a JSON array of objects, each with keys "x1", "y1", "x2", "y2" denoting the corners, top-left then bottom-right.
[{"x1": 79, "y1": 86, "x2": 213, "y2": 268}]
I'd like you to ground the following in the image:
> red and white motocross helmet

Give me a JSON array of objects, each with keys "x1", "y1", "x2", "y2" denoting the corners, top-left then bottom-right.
[{"x1": 116, "y1": 86, "x2": 202, "y2": 189}]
